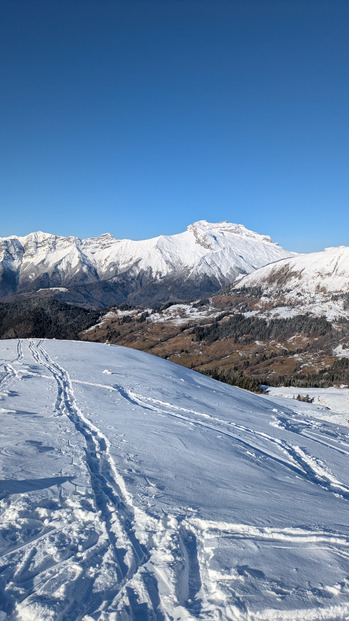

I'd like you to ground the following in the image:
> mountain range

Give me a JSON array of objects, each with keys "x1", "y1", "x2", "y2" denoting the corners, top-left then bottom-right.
[
  {"x1": 1, "y1": 220, "x2": 349, "y2": 390},
  {"x1": 0, "y1": 220, "x2": 294, "y2": 308}
]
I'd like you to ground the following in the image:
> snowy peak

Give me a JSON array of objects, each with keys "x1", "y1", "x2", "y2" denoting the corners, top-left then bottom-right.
[
  {"x1": 0, "y1": 230, "x2": 54, "y2": 243},
  {"x1": 0, "y1": 221, "x2": 294, "y2": 306},
  {"x1": 187, "y1": 219, "x2": 274, "y2": 248}
]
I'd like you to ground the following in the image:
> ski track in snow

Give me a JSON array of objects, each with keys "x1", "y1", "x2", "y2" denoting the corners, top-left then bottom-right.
[
  {"x1": 0, "y1": 340, "x2": 23, "y2": 391},
  {"x1": 1, "y1": 340, "x2": 349, "y2": 620},
  {"x1": 0, "y1": 340, "x2": 204, "y2": 621},
  {"x1": 26, "y1": 340, "x2": 169, "y2": 620},
  {"x1": 121, "y1": 389, "x2": 349, "y2": 502},
  {"x1": 19, "y1": 340, "x2": 208, "y2": 620}
]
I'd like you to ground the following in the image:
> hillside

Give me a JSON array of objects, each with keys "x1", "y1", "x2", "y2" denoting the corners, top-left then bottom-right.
[
  {"x1": 233, "y1": 245, "x2": 349, "y2": 320},
  {"x1": 1, "y1": 339, "x2": 349, "y2": 619},
  {"x1": 0, "y1": 296, "x2": 345, "y2": 390},
  {"x1": 81, "y1": 298, "x2": 349, "y2": 388},
  {"x1": 0, "y1": 298, "x2": 100, "y2": 340}
]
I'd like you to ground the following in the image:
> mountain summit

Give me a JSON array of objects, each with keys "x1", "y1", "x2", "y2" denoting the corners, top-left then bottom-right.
[{"x1": 0, "y1": 221, "x2": 294, "y2": 307}]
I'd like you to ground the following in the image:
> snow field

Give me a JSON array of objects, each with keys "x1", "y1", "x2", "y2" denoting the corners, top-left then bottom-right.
[{"x1": 0, "y1": 340, "x2": 349, "y2": 619}]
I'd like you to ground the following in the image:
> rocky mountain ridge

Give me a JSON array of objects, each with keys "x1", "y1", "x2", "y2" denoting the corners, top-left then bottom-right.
[{"x1": 0, "y1": 220, "x2": 294, "y2": 307}]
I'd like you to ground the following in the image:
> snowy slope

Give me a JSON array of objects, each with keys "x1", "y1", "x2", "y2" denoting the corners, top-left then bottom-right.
[
  {"x1": 0, "y1": 221, "x2": 294, "y2": 305},
  {"x1": 264, "y1": 386, "x2": 349, "y2": 426},
  {"x1": 234, "y1": 245, "x2": 349, "y2": 319},
  {"x1": 1, "y1": 340, "x2": 349, "y2": 620}
]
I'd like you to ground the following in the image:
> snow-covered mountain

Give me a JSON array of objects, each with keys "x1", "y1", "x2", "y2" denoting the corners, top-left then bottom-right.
[
  {"x1": 234, "y1": 245, "x2": 349, "y2": 319},
  {"x1": 0, "y1": 221, "x2": 294, "y2": 307},
  {"x1": 1, "y1": 339, "x2": 349, "y2": 620}
]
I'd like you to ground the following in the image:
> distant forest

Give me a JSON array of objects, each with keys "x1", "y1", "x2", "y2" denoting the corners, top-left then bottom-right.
[
  {"x1": 0, "y1": 299, "x2": 100, "y2": 340},
  {"x1": 193, "y1": 313, "x2": 332, "y2": 344}
]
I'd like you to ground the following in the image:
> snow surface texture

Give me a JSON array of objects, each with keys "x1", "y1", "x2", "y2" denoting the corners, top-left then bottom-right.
[
  {"x1": 0, "y1": 221, "x2": 294, "y2": 295},
  {"x1": 235, "y1": 246, "x2": 349, "y2": 320},
  {"x1": 265, "y1": 387, "x2": 349, "y2": 427},
  {"x1": 1, "y1": 340, "x2": 349, "y2": 620}
]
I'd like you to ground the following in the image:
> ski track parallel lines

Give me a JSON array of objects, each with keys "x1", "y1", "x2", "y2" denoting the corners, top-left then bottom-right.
[
  {"x1": 124, "y1": 389, "x2": 349, "y2": 501},
  {"x1": 28, "y1": 340, "x2": 166, "y2": 620}
]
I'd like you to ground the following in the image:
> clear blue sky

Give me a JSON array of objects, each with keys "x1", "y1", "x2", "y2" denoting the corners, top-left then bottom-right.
[{"x1": 1, "y1": 0, "x2": 348, "y2": 252}]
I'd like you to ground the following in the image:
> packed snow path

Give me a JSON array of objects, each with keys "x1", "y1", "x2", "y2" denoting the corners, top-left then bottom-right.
[{"x1": 0, "y1": 340, "x2": 349, "y2": 620}]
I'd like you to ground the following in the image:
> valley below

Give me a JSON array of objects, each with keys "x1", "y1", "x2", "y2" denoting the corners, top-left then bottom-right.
[{"x1": 80, "y1": 290, "x2": 349, "y2": 391}]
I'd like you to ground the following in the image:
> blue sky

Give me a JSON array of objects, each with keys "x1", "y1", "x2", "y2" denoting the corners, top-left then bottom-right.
[{"x1": 1, "y1": 0, "x2": 348, "y2": 252}]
